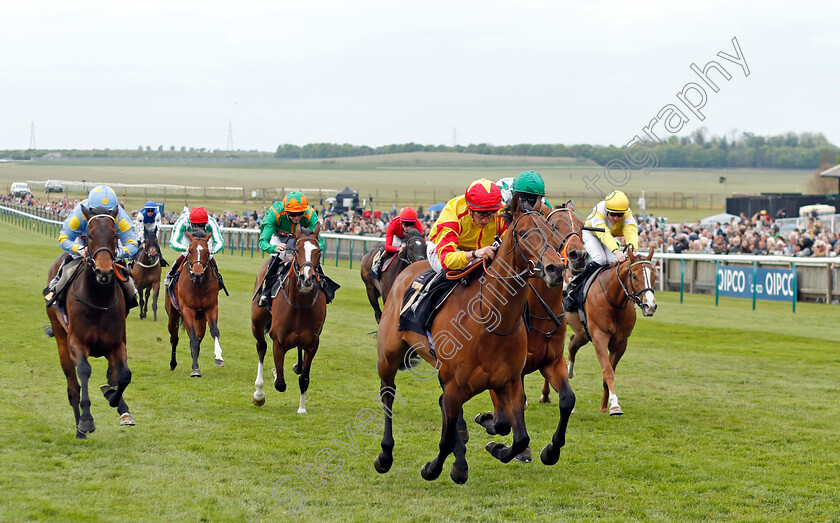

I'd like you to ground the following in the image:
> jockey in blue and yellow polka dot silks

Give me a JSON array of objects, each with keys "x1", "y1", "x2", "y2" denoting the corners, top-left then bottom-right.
[{"x1": 58, "y1": 185, "x2": 138, "y2": 259}]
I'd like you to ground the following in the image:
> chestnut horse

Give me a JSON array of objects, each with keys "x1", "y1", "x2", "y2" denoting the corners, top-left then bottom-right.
[
  {"x1": 132, "y1": 230, "x2": 162, "y2": 321},
  {"x1": 373, "y1": 209, "x2": 565, "y2": 484},
  {"x1": 165, "y1": 233, "x2": 224, "y2": 377},
  {"x1": 45, "y1": 207, "x2": 134, "y2": 438},
  {"x1": 360, "y1": 228, "x2": 427, "y2": 323},
  {"x1": 562, "y1": 246, "x2": 658, "y2": 415},
  {"x1": 474, "y1": 203, "x2": 588, "y2": 464},
  {"x1": 250, "y1": 225, "x2": 325, "y2": 414}
]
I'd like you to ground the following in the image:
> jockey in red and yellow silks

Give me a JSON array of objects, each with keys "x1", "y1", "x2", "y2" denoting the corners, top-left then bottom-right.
[{"x1": 429, "y1": 179, "x2": 507, "y2": 271}]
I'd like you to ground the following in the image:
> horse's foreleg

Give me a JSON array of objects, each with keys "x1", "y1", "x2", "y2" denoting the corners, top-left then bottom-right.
[
  {"x1": 567, "y1": 329, "x2": 589, "y2": 379},
  {"x1": 474, "y1": 390, "x2": 509, "y2": 436},
  {"x1": 57, "y1": 334, "x2": 84, "y2": 439},
  {"x1": 208, "y1": 307, "x2": 223, "y2": 367},
  {"x1": 138, "y1": 285, "x2": 147, "y2": 319},
  {"x1": 167, "y1": 306, "x2": 180, "y2": 371},
  {"x1": 422, "y1": 387, "x2": 467, "y2": 483},
  {"x1": 75, "y1": 349, "x2": 95, "y2": 435},
  {"x1": 251, "y1": 313, "x2": 269, "y2": 406},
  {"x1": 151, "y1": 282, "x2": 160, "y2": 321},
  {"x1": 539, "y1": 378, "x2": 551, "y2": 403},
  {"x1": 296, "y1": 338, "x2": 318, "y2": 415},
  {"x1": 604, "y1": 339, "x2": 628, "y2": 416},
  {"x1": 271, "y1": 338, "x2": 288, "y2": 393},
  {"x1": 485, "y1": 378, "x2": 530, "y2": 464},
  {"x1": 374, "y1": 346, "x2": 403, "y2": 475},
  {"x1": 590, "y1": 330, "x2": 618, "y2": 414},
  {"x1": 104, "y1": 345, "x2": 134, "y2": 425},
  {"x1": 538, "y1": 360, "x2": 575, "y2": 465}
]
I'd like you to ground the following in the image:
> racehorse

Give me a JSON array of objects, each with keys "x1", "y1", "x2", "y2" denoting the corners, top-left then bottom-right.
[
  {"x1": 165, "y1": 232, "x2": 224, "y2": 377},
  {"x1": 373, "y1": 208, "x2": 565, "y2": 484},
  {"x1": 360, "y1": 228, "x2": 427, "y2": 323},
  {"x1": 45, "y1": 206, "x2": 134, "y2": 438},
  {"x1": 474, "y1": 202, "x2": 588, "y2": 464},
  {"x1": 250, "y1": 225, "x2": 326, "y2": 414},
  {"x1": 560, "y1": 246, "x2": 657, "y2": 415},
  {"x1": 132, "y1": 229, "x2": 162, "y2": 320}
]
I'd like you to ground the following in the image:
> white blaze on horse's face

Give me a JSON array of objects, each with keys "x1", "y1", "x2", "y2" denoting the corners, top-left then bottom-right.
[
  {"x1": 302, "y1": 240, "x2": 317, "y2": 279},
  {"x1": 641, "y1": 264, "x2": 657, "y2": 316}
]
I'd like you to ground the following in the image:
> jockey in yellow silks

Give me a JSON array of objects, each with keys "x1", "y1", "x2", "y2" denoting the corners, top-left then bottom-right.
[
  {"x1": 429, "y1": 179, "x2": 507, "y2": 272},
  {"x1": 582, "y1": 190, "x2": 638, "y2": 265}
]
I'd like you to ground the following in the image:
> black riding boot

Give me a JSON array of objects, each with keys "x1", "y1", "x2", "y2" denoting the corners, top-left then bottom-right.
[
  {"x1": 164, "y1": 255, "x2": 184, "y2": 288},
  {"x1": 563, "y1": 261, "x2": 600, "y2": 310},
  {"x1": 258, "y1": 256, "x2": 280, "y2": 307}
]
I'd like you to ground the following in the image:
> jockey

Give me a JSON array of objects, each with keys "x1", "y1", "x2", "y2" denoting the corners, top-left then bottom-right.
[
  {"x1": 498, "y1": 170, "x2": 554, "y2": 214},
  {"x1": 134, "y1": 200, "x2": 162, "y2": 245},
  {"x1": 429, "y1": 178, "x2": 506, "y2": 272},
  {"x1": 163, "y1": 206, "x2": 225, "y2": 288},
  {"x1": 256, "y1": 191, "x2": 325, "y2": 307},
  {"x1": 564, "y1": 190, "x2": 638, "y2": 304},
  {"x1": 371, "y1": 207, "x2": 425, "y2": 278},
  {"x1": 44, "y1": 185, "x2": 139, "y2": 314}
]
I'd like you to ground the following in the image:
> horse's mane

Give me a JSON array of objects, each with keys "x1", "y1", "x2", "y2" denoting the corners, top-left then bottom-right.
[
  {"x1": 299, "y1": 227, "x2": 314, "y2": 237},
  {"x1": 191, "y1": 228, "x2": 208, "y2": 239},
  {"x1": 404, "y1": 227, "x2": 423, "y2": 239}
]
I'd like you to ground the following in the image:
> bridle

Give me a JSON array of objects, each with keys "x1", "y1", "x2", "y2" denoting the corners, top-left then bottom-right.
[
  {"x1": 398, "y1": 235, "x2": 426, "y2": 265},
  {"x1": 545, "y1": 207, "x2": 582, "y2": 269},
  {"x1": 604, "y1": 257, "x2": 656, "y2": 309},
  {"x1": 281, "y1": 237, "x2": 322, "y2": 310},
  {"x1": 137, "y1": 240, "x2": 160, "y2": 268},
  {"x1": 187, "y1": 240, "x2": 210, "y2": 280},
  {"x1": 84, "y1": 214, "x2": 117, "y2": 269}
]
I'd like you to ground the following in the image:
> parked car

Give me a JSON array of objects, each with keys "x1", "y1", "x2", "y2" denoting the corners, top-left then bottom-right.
[
  {"x1": 10, "y1": 182, "x2": 31, "y2": 197},
  {"x1": 44, "y1": 180, "x2": 64, "y2": 193}
]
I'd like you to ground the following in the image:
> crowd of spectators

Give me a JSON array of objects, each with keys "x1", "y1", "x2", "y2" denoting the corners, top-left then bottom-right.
[
  {"x1": 4, "y1": 192, "x2": 837, "y2": 257},
  {"x1": 635, "y1": 211, "x2": 840, "y2": 258}
]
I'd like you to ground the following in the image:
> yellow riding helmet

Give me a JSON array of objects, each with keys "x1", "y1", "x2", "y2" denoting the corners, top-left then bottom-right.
[{"x1": 605, "y1": 190, "x2": 629, "y2": 214}]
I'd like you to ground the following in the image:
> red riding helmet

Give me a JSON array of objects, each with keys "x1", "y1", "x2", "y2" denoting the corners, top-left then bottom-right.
[
  {"x1": 465, "y1": 179, "x2": 503, "y2": 212},
  {"x1": 189, "y1": 207, "x2": 209, "y2": 224},
  {"x1": 399, "y1": 207, "x2": 418, "y2": 222}
]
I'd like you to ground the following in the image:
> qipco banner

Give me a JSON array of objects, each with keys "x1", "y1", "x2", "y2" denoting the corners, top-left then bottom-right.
[{"x1": 716, "y1": 265, "x2": 796, "y2": 301}]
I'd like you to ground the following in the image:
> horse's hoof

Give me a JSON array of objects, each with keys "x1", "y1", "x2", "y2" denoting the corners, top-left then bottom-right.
[
  {"x1": 252, "y1": 394, "x2": 265, "y2": 407},
  {"x1": 609, "y1": 406, "x2": 624, "y2": 416},
  {"x1": 539, "y1": 394, "x2": 551, "y2": 403},
  {"x1": 119, "y1": 413, "x2": 136, "y2": 426},
  {"x1": 78, "y1": 418, "x2": 95, "y2": 434},
  {"x1": 485, "y1": 442, "x2": 505, "y2": 459},
  {"x1": 190, "y1": 369, "x2": 202, "y2": 378},
  {"x1": 374, "y1": 454, "x2": 392, "y2": 474},
  {"x1": 474, "y1": 412, "x2": 497, "y2": 435},
  {"x1": 514, "y1": 447, "x2": 533, "y2": 463},
  {"x1": 100, "y1": 384, "x2": 116, "y2": 394},
  {"x1": 450, "y1": 464, "x2": 468, "y2": 484},
  {"x1": 214, "y1": 359, "x2": 224, "y2": 367},
  {"x1": 44, "y1": 324, "x2": 55, "y2": 338},
  {"x1": 297, "y1": 408, "x2": 307, "y2": 415},
  {"x1": 292, "y1": 363, "x2": 301, "y2": 375},
  {"x1": 459, "y1": 428, "x2": 470, "y2": 444},
  {"x1": 75, "y1": 430, "x2": 87, "y2": 440},
  {"x1": 420, "y1": 462, "x2": 440, "y2": 481},
  {"x1": 540, "y1": 444, "x2": 561, "y2": 466},
  {"x1": 524, "y1": 398, "x2": 529, "y2": 410},
  {"x1": 170, "y1": 362, "x2": 177, "y2": 371}
]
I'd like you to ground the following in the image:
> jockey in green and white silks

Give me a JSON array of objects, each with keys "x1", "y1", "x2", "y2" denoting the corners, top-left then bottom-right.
[
  {"x1": 497, "y1": 170, "x2": 553, "y2": 214},
  {"x1": 164, "y1": 207, "x2": 225, "y2": 288}
]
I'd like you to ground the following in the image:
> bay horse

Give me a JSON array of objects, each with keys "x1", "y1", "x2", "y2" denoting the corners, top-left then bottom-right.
[
  {"x1": 165, "y1": 232, "x2": 224, "y2": 377},
  {"x1": 360, "y1": 228, "x2": 427, "y2": 323},
  {"x1": 561, "y1": 246, "x2": 657, "y2": 415},
  {"x1": 132, "y1": 229, "x2": 162, "y2": 320},
  {"x1": 250, "y1": 225, "x2": 325, "y2": 414},
  {"x1": 474, "y1": 202, "x2": 588, "y2": 464},
  {"x1": 373, "y1": 209, "x2": 565, "y2": 484},
  {"x1": 45, "y1": 206, "x2": 134, "y2": 438}
]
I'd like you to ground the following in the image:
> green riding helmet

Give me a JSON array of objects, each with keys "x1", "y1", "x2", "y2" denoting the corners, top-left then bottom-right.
[{"x1": 512, "y1": 170, "x2": 545, "y2": 196}]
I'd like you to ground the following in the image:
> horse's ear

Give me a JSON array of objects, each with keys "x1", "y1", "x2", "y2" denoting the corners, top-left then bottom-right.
[
  {"x1": 647, "y1": 246, "x2": 655, "y2": 259},
  {"x1": 109, "y1": 207, "x2": 119, "y2": 218},
  {"x1": 185, "y1": 231, "x2": 194, "y2": 242},
  {"x1": 82, "y1": 205, "x2": 92, "y2": 220},
  {"x1": 294, "y1": 224, "x2": 302, "y2": 238},
  {"x1": 313, "y1": 224, "x2": 321, "y2": 238},
  {"x1": 564, "y1": 200, "x2": 575, "y2": 213}
]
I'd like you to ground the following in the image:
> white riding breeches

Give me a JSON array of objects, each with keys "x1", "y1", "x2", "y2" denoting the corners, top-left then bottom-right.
[{"x1": 582, "y1": 230, "x2": 618, "y2": 265}]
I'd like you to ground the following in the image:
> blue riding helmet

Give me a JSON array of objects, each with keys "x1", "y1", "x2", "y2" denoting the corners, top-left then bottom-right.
[{"x1": 86, "y1": 185, "x2": 119, "y2": 212}]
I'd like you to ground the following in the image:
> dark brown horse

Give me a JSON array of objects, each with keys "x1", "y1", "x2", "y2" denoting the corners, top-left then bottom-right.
[
  {"x1": 360, "y1": 228, "x2": 427, "y2": 323},
  {"x1": 562, "y1": 246, "x2": 657, "y2": 415},
  {"x1": 46, "y1": 207, "x2": 134, "y2": 438},
  {"x1": 373, "y1": 209, "x2": 565, "y2": 484},
  {"x1": 165, "y1": 233, "x2": 224, "y2": 377},
  {"x1": 132, "y1": 230, "x2": 162, "y2": 321},
  {"x1": 474, "y1": 203, "x2": 588, "y2": 464},
  {"x1": 250, "y1": 225, "x2": 326, "y2": 414}
]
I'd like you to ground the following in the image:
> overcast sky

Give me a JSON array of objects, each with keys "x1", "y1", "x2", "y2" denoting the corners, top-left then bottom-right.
[{"x1": 2, "y1": 1, "x2": 838, "y2": 152}]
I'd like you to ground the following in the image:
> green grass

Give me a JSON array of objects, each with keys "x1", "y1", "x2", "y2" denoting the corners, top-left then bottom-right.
[
  {"x1": 1, "y1": 217, "x2": 839, "y2": 521},
  {"x1": 0, "y1": 154, "x2": 814, "y2": 223}
]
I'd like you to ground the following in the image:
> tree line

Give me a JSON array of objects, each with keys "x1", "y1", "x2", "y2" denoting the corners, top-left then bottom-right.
[{"x1": 2, "y1": 131, "x2": 837, "y2": 169}]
